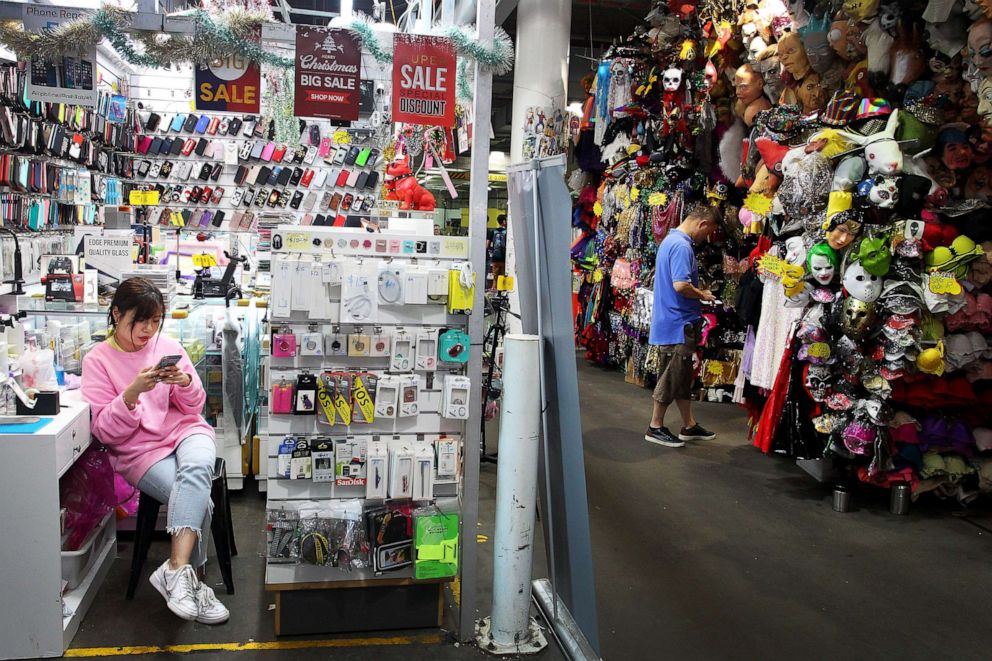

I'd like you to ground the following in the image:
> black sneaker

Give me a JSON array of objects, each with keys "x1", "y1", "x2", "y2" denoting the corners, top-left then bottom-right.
[
  {"x1": 679, "y1": 424, "x2": 716, "y2": 441},
  {"x1": 645, "y1": 426, "x2": 685, "y2": 448}
]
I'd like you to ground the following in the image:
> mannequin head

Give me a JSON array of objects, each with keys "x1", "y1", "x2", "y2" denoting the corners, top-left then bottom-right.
[
  {"x1": 735, "y1": 63, "x2": 766, "y2": 106},
  {"x1": 968, "y1": 18, "x2": 992, "y2": 79},
  {"x1": 778, "y1": 32, "x2": 812, "y2": 79},
  {"x1": 807, "y1": 243, "x2": 839, "y2": 285}
]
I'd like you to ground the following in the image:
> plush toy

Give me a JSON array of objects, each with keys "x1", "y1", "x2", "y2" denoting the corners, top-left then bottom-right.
[{"x1": 383, "y1": 155, "x2": 436, "y2": 211}]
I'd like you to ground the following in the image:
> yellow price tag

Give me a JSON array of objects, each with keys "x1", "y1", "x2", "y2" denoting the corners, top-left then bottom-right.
[
  {"x1": 647, "y1": 192, "x2": 667, "y2": 207},
  {"x1": 593, "y1": 201, "x2": 603, "y2": 216},
  {"x1": 496, "y1": 275, "x2": 514, "y2": 292},
  {"x1": 706, "y1": 362, "x2": 725, "y2": 375},
  {"x1": 744, "y1": 192, "x2": 773, "y2": 216},
  {"x1": 592, "y1": 269, "x2": 604, "y2": 283},
  {"x1": 806, "y1": 343, "x2": 831, "y2": 359},
  {"x1": 284, "y1": 232, "x2": 309, "y2": 251},
  {"x1": 757, "y1": 254, "x2": 786, "y2": 278},
  {"x1": 928, "y1": 271, "x2": 962, "y2": 295},
  {"x1": 352, "y1": 375, "x2": 375, "y2": 424},
  {"x1": 630, "y1": 186, "x2": 640, "y2": 201},
  {"x1": 333, "y1": 130, "x2": 351, "y2": 145},
  {"x1": 128, "y1": 190, "x2": 161, "y2": 206}
]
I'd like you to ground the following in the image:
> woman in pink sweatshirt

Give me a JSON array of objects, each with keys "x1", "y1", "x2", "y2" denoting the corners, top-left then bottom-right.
[{"x1": 81, "y1": 277, "x2": 228, "y2": 625}]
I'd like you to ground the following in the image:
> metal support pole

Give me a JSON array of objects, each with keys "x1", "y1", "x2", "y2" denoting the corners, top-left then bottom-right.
[
  {"x1": 459, "y1": 0, "x2": 495, "y2": 644},
  {"x1": 476, "y1": 334, "x2": 547, "y2": 655}
]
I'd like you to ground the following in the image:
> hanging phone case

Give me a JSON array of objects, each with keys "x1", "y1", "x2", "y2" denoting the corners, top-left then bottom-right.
[
  {"x1": 170, "y1": 114, "x2": 186, "y2": 132},
  {"x1": 260, "y1": 142, "x2": 276, "y2": 161},
  {"x1": 355, "y1": 147, "x2": 371, "y2": 167},
  {"x1": 194, "y1": 115, "x2": 210, "y2": 134},
  {"x1": 346, "y1": 170, "x2": 360, "y2": 187},
  {"x1": 183, "y1": 114, "x2": 199, "y2": 132},
  {"x1": 271, "y1": 382, "x2": 294, "y2": 414}
]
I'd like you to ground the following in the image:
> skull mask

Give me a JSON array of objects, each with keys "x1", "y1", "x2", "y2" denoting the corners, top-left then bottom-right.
[
  {"x1": 804, "y1": 364, "x2": 832, "y2": 402},
  {"x1": 840, "y1": 296, "x2": 877, "y2": 339},
  {"x1": 662, "y1": 67, "x2": 683, "y2": 92},
  {"x1": 878, "y1": 2, "x2": 900, "y2": 32},
  {"x1": 843, "y1": 261, "x2": 883, "y2": 302},
  {"x1": 859, "y1": 175, "x2": 900, "y2": 208}
]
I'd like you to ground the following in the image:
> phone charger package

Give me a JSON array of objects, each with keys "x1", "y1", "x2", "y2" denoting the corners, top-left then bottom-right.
[
  {"x1": 415, "y1": 329, "x2": 439, "y2": 371},
  {"x1": 366, "y1": 440, "x2": 388, "y2": 499},
  {"x1": 341, "y1": 260, "x2": 378, "y2": 323},
  {"x1": 443, "y1": 375, "x2": 470, "y2": 419},
  {"x1": 404, "y1": 267, "x2": 429, "y2": 304},
  {"x1": 427, "y1": 268, "x2": 448, "y2": 300},
  {"x1": 377, "y1": 263, "x2": 405, "y2": 305}
]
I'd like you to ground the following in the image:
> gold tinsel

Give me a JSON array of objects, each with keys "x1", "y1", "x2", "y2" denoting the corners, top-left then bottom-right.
[{"x1": 0, "y1": 17, "x2": 102, "y2": 61}]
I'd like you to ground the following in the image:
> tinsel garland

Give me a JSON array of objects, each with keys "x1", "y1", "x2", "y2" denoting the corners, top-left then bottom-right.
[
  {"x1": 261, "y1": 68, "x2": 299, "y2": 146},
  {"x1": 345, "y1": 12, "x2": 515, "y2": 77},
  {"x1": 0, "y1": 4, "x2": 514, "y2": 93}
]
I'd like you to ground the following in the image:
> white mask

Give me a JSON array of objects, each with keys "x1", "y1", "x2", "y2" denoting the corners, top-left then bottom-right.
[
  {"x1": 785, "y1": 237, "x2": 807, "y2": 266},
  {"x1": 748, "y1": 36, "x2": 769, "y2": 63},
  {"x1": 662, "y1": 67, "x2": 683, "y2": 92},
  {"x1": 843, "y1": 261, "x2": 883, "y2": 302},
  {"x1": 809, "y1": 254, "x2": 836, "y2": 285}
]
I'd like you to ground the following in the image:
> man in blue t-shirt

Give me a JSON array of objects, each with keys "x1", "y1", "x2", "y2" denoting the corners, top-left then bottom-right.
[{"x1": 645, "y1": 205, "x2": 719, "y2": 448}]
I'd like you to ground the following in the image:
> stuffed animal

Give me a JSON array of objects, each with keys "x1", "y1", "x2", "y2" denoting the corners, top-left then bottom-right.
[{"x1": 383, "y1": 155, "x2": 436, "y2": 211}]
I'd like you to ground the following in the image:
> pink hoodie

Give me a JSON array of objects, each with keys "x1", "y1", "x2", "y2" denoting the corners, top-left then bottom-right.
[{"x1": 81, "y1": 335, "x2": 214, "y2": 486}]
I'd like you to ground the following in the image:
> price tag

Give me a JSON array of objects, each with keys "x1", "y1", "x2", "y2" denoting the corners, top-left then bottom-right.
[
  {"x1": 128, "y1": 190, "x2": 161, "y2": 206},
  {"x1": 647, "y1": 192, "x2": 667, "y2": 207},
  {"x1": 806, "y1": 342, "x2": 831, "y2": 359},
  {"x1": 928, "y1": 271, "x2": 961, "y2": 295},
  {"x1": 192, "y1": 254, "x2": 218, "y2": 268},
  {"x1": 284, "y1": 232, "x2": 308, "y2": 251},
  {"x1": 333, "y1": 130, "x2": 351, "y2": 145}
]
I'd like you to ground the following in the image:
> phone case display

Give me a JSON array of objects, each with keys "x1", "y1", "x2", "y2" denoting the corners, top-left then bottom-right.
[
  {"x1": 573, "y1": 1, "x2": 992, "y2": 503},
  {"x1": 366, "y1": 503, "x2": 413, "y2": 572},
  {"x1": 263, "y1": 226, "x2": 472, "y2": 584}
]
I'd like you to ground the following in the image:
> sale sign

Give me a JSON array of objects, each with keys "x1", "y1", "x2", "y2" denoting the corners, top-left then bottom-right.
[
  {"x1": 194, "y1": 27, "x2": 261, "y2": 113},
  {"x1": 392, "y1": 34, "x2": 456, "y2": 127},
  {"x1": 294, "y1": 27, "x2": 362, "y2": 120}
]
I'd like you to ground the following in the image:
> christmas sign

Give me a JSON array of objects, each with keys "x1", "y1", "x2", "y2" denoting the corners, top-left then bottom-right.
[
  {"x1": 392, "y1": 34, "x2": 456, "y2": 128},
  {"x1": 294, "y1": 26, "x2": 361, "y2": 121},
  {"x1": 194, "y1": 27, "x2": 261, "y2": 113}
]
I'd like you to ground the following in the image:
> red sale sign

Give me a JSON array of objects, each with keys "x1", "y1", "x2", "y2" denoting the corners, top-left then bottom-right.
[
  {"x1": 392, "y1": 34, "x2": 456, "y2": 127},
  {"x1": 295, "y1": 27, "x2": 361, "y2": 120}
]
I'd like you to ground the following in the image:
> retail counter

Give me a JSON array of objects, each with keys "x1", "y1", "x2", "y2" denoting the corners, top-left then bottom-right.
[{"x1": 0, "y1": 391, "x2": 116, "y2": 660}]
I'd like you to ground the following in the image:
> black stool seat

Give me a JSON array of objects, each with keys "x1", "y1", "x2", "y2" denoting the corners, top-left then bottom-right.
[{"x1": 125, "y1": 456, "x2": 237, "y2": 599}]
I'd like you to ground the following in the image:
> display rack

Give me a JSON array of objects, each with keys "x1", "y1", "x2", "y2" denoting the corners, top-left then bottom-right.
[{"x1": 259, "y1": 225, "x2": 475, "y2": 635}]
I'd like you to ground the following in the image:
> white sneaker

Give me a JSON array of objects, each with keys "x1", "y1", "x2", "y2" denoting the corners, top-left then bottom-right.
[
  {"x1": 149, "y1": 561, "x2": 199, "y2": 621},
  {"x1": 195, "y1": 582, "x2": 230, "y2": 625}
]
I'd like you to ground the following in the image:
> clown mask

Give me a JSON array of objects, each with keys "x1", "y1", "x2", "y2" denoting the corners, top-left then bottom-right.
[
  {"x1": 843, "y1": 261, "x2": 884, "y2": 302},
  {"x1": 809, "y1": 253, "x2": 837, "y2": 285}
]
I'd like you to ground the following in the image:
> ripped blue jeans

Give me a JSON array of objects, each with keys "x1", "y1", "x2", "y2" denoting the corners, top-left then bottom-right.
[{"x1": 137, "y1": 433, "x2": 215, "y2": 568}]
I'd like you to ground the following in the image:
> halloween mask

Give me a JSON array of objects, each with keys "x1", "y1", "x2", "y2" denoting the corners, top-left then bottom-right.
[
  {"x1": 748, "y1": 35, "x2": 769, "y2": 64},
  {"x1": 803, "y1": 28, "x2": 837, "y2": 74},
  {"x1": 796, "y1": 73, "x2": 827, "y2": 112},
  {"x1": 938, "y1": 128, "x2": 974, "y2": 170},
  {"x1": 978, "y1": 77, "x2": 992, "y2": 120},
  {"x1": 735, "y1": 64, "x2": 765, "y2": 105},
  {"x1": 965, "y1": 165, "x2": 992, "y2": 201},
  {"x1": 890, "y1": 26, "x2": 927, "y2": 85},
  {"x1": 804, "y1": 364, "x2": 832, "y2": 401},
  {"x1": 662, "y1": 67, "x2": 683, "y2": 92},
  {"x1": 843, "y1": 0, "x2": 880, "y2": 21},
  {"x1": 843, "y1": 261, "x2": 884, "y2": 302},
  {"x1": 961, "y1": 82, "x2": 981, "y2": 123},
  {"x1": 858, "y1": 175, "x2": 900, "y2": 208},
  {"x1": 785, "y1": 236, "x2": 808, "y2": 266},
  {"x1": 778, "y1": 32, "x2": 812, "y2": 79},
  {"x1": 826, "y1": 215, "x2": 863, "y2": 251},
  {"x1": 807, "y1": 244, "x2": 839, "y2": 285},
  {"x1": 878, "y1": 2, "x2": 901, "y2": 32},
  {"x1": 968, "y1": 19, "x2": 992, "y2": 79},
  {"x1": 840, "y1": 297, "x2": 878, "y2": 339}
]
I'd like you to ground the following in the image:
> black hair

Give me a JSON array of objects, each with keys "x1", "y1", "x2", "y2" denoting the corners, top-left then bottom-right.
[{"x1": 108, "y1": 277, "x2": 166, "y2": 345}]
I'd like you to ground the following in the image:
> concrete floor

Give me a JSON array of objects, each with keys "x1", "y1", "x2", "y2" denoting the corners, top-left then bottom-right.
[{"x1": 68, "y1": 359, "x2": 992, "y2": 660}]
